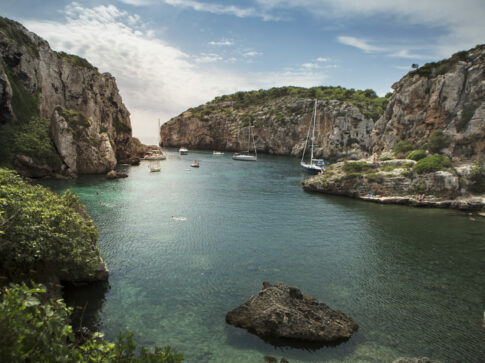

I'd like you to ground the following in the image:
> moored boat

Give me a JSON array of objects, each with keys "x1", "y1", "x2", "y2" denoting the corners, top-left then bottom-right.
[
  {"x1": 301, "y1": 99, "x2": 325, "y2": 174},
  {"x1": 190, "y1": 160, "x2": 200, "y2": 168},
  {"x1": 233, "y1": 125, "x2": 257, "y2": 162},
  {"x1": 179, "y1": 147, "x2": 189, "y2": 155}
]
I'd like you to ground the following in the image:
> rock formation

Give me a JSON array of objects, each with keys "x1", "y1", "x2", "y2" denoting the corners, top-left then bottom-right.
[
  {"x1": 372, "y1": 45, "x2": 485, "y2": 161},
  {"x1": 161, "y1": 45, "x2": 485, "y2": 163},
  {"x1": 161, "y1": 92, "x2": 383, "y2": 161},
  {"x1": 0, "y1": 16, "x2": 138, "y2": 177},
  {"x1": 226, "y1": 282, "x2": 358, "y2": 344}
]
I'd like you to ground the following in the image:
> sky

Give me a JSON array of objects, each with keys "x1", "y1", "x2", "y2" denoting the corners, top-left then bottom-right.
[{"x1": 2, "y1": 0, "x2": 484, "y2": 143}]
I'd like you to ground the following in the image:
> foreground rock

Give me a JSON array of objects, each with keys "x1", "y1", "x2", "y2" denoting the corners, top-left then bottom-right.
[
  {"x1": 393, "y1": 358, "x2": 441, "y2": 363},
  {"x1": 226, "y1": 282, "x2": 358, "y2": 344}
]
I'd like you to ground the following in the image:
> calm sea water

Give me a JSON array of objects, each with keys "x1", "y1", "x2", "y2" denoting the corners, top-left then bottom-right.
[{"x1": 42, "y1": 151, "x2": 485, "y2": 363}]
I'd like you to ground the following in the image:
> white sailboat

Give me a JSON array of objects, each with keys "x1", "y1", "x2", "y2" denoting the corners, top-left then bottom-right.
[
  {"x1": 233, "y1": 125, "x2": 257, "y2": 161},
  {"x1": 145, "y1": 119, "x2": 166, "y2": 160},
  {"x1": 301, "y1": 100, "x2": 325, "y2": 174}
]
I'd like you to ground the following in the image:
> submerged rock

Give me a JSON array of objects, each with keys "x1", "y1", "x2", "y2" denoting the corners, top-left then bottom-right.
[{"x1": 226, "y1": 282, "x2": 358, "y2": 344}]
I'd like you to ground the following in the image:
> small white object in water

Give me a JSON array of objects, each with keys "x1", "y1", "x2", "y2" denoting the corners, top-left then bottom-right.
[{"x1": 170, "y1": 216, "x2": 187, "y2": 221}]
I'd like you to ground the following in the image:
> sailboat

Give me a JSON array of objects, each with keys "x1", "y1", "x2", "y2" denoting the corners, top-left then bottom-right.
[
  {"x1": 301, "y1": 100, "x2": 325, "y2": 174},
  {"x1": 145, "y1": 119, "x2": 166, "y2": 160},
  {"x1": 233, "y1": 125, "x2": 257, "y2": 161}
]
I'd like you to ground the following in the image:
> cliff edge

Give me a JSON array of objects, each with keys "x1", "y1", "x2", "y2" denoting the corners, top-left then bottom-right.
[{"x1": 0, "y1": 17, "x2": 138, "y2": 178}]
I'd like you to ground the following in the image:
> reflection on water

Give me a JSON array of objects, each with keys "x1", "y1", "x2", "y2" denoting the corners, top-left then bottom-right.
[{"x1": 42, "y1": 151, "x2": 485, "y2": 362}]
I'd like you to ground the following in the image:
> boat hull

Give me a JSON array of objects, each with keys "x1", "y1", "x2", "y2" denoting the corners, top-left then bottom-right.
[
  {"x1": 233, "y1": 155, "x2": 257, "y2": 161},
  {"x1": 301, "y1": 162, "x2": 324, "y2": 174}
]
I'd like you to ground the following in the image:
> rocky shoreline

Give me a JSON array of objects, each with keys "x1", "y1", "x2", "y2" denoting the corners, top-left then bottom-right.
[{"x1": 302, "y1": 159, "x2": 485, "y2": 214}]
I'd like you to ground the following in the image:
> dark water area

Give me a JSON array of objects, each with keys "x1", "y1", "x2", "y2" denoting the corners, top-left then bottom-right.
[{"x1": 42, "y1": 151, "x2": 485, "y2": 362}]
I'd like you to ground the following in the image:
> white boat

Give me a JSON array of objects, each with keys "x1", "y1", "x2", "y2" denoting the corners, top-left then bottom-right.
[
  {"x1": 233, "y1": 125, "x2": 257, "y2": 161},
  {"x1": 191, "y1": 160, "x2": 200, "y2": 168},
  {"x1": 212, "y1": 151, "x2": 224, "y2": 155},
  {"x1": 179, "y1": 147, "x2": 188, "y2": 155},
  {"x1": 301, "y1": 100, "x2": 325, "y2": 174},
  {"x1": 149, "y1": 160, "x2": 161, "y2": 172}
]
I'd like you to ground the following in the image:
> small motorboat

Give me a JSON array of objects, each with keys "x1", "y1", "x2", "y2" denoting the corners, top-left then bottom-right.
[
  {"x1": 179, "y1": 147, "x2": 189, "y2": 155},
  {"x1": 213, "y1": 151, "x2": 224, "y2": 155},
  {"x1": 191, "y1": 160, "x2": 200, "y2": 168}
]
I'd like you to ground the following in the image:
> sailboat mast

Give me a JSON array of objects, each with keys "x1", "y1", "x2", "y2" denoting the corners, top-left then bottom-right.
[
  {"x1": 158, "y1": 118, "x2": 161, "y2": 147},
  {"x1": 310, "y1": 99, "x2": 317, "y2": 164}
]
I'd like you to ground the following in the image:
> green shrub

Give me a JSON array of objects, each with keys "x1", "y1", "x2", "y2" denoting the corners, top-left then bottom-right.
[
  {"x1": 0, "y1": 169, "x2": 100, "y2": 281},
  {"x1": 469, "y1": 160, "x2": 485, "y2": 193},
  {"x1": 392, "y1": 141, "x2": 414, "y2": 156},
  {"x1": 412, "y1": 155, "x2": 452, "y2": 174},
  {"x1": 407, "y1": 149, "x2": 427, "y2": 161},
  {"x1": 343, "y1": 161, "x2": 377, "y2": 173},
  {"x1": 0, "y1": 282, "x2": 183, "y2": 362},
  {"x1": 425, "y1": 130, "x2": 449, "y2": 153}
]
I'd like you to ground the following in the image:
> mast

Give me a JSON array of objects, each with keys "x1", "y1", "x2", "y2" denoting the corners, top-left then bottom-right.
[
  {"x1": 310, "y1": 99, "x2": 317, "y2": 165},
  {"x1": 248, "y1": 125, "x2": 251, "y2": 153},
  {"x1": 158, "y1": 119, "x2": 161, "y2": 147}
]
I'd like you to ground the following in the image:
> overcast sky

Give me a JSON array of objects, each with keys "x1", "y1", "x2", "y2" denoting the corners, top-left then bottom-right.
[{"x1": 2, "y1": 0, "x2": 484, "y2": 143}]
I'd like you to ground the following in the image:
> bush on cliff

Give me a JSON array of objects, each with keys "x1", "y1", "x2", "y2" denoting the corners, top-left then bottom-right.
[
  {"x1": 0, "y1": 168, "x2": 99, "y2": 281},
  {"x1": 0, "y1": 282, "x2": 183, "y2": 362},
  {"x1": 392, "y1": 141, "x2": 414, "y2": 157},
  {"x1": 407, "y1": 149, "x2": 427, "y2": 161},
  {"x1": 425, "y1": 130, "x2": 449, "y2": 153},
  {"x1": 412, "y1": 155, "x2": 452, "y2": 174}
]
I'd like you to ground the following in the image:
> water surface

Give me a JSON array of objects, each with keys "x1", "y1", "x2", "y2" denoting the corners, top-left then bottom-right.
[{"x1": 43, "y1": 151, "x2": 485, "y2": 362}]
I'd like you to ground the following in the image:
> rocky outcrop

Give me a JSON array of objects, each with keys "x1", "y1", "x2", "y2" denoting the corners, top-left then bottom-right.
[
  {"x1": 106, "y1": 170, "x2": 128, "y2": 180},
  {"x1": 393, "y1": 358, "x2": 441, "y2": 363},
  {"x1": 371, "y1": 45, "x2": 485, "y2": 161},
  {"x1": 0, "y1": 17, "x2": 138, "y2": 177},
  {"x1": 302, "y1": 159, "x2": 485, "y2": 212},
  {"x1": 161, "y1": 95, "x2": 380, "y2": 161},
  {"x1": 226, "y1": 282, "x2": 358, "y2": 344}
]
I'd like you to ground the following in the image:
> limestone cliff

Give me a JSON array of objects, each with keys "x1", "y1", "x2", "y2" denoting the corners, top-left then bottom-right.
[
  {"x1": 0, "y1": 17, "x2": 137, "y2": 177},
  {"x1": 161, "y1": 45, "x2": 485, "y2": 163},
  {"x1": 161, "y1": 89, "x2": 386, "y2": 161},
  {"x1": 372, "y1": 45, "x2": 485, "y2": 161}
]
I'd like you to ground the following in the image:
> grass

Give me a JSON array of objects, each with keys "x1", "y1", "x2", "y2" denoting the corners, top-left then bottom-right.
[
  {"x1": 412, "y1": 155, "x2": 452, "y2": 174},
  {"x1": 407, "y1": 149, "x2": 427, "y2": 161},
  {"x1": 55, "y1": 51, "x2": 98, "y2": 71}
]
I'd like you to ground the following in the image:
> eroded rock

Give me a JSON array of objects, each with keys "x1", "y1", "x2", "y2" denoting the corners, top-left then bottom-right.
[{"x1": 226, "y1": 282, "x2": 358, "y2": 344}]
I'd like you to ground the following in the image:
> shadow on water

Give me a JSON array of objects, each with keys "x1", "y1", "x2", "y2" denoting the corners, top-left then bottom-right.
[{"x1": 63, "y1": 281, "x2": 110, "y2": 333}]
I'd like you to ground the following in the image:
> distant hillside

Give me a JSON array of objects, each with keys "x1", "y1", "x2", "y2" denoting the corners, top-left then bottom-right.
[
  {"x1": 161, "y1": 45, "x2": 485, "y2": 162},
  {"x1": 161, "y1": 86, "x2": 390, "y2": 161}
]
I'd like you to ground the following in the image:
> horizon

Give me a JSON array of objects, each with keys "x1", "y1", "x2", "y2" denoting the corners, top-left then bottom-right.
[{"x1": 2, "y1": 0, "x2": 484, "y2": 143}]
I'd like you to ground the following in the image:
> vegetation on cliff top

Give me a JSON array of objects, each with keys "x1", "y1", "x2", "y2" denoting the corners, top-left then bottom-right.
[
  {"x1": 206, "y1": 86, "x2": 390, "y2": 121},
  {"x1": 0, "y1": 16, "x2": 39, "y2": 57},
  {"x1": 410, "y1": 44, "x2": 484, "y2": 78},
  {"x1": 0, "y1": 169, "x2": 100, "y2": 282},
  {"x1": 0, "y1": 282, "x2": 183, "y2": 362},
  {"x1": 56, "y1": 51, "x2": 98, "y2": 71}
]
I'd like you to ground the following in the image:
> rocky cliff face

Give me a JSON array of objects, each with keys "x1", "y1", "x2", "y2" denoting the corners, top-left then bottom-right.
[
  {"x1": 0, "y1": 17, "x2": 137, "y2": 177},
  {"x1": 372, "y1": 45, "x2": 485, "y2": 161},
  {"x1": 161, "y1": 45, "x2": 485, "y2": 163},
  {"x1": 161, "y1": 95, "x2": 379, "y2": 161}
]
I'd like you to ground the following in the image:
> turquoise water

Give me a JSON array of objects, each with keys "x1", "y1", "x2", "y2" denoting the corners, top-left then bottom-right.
[{"x1": 42, "y1": 151, "x2": 485, "y2": 362}]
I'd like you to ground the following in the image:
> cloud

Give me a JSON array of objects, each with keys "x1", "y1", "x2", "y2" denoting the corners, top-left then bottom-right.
[
  {"x1": 316, "y1": 57, "x2": 329, "y2": 62},
  {"x1": 255, "y1": 0, "x2": 485, "y2": 58},
  {"x1": 163, "y1": 0, "x2": 278, "y2": 21},
  {"x1": 208, "y1": 40, "x2": 233, "y2": 46},
  {"x1": 243, "y1": 51, "x2": 262, "y2": 57},
  {"x1": 117, "y1": 0, "x2": 153, "y2": 6},
  {"x1": 337, "y1": 36, "x2": 384, "y2": 53},
  {"x1": 23, "y1": 3, "x2": 327, "y2": 141}
]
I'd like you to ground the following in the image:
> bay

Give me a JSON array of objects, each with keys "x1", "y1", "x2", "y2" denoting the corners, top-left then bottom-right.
[{"x1": 41, "y1": 151, "x2": 485, "y2": 362}]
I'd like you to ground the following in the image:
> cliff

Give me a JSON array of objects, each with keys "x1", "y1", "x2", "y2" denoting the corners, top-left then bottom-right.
[
  {"x1": 161, "y1": 45, "x2": 485, "y2": 163},
  {"x1": 0, "y1": 17, "x2": 138, "y2": 178},
  {"x1": 161, "y1": 87, "x2": 387, "y2": 161},
  {"x1": 372, "y1": 45, "x2": 485, "y2": 161}
]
